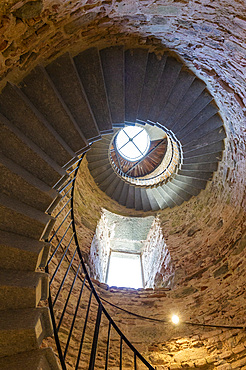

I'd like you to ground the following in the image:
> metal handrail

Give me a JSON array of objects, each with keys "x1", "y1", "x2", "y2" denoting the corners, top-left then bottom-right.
[{"x1": 46, "y1": 154, "x2": 155, "y2": 370}]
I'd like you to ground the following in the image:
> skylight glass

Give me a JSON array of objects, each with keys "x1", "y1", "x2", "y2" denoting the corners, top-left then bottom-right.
[
  {"x1": 115, "y1": 126, "x2": 150, "y2": 162},
  {"x1": 107, "y1": 252, "x2": 143, "y2": 289}
]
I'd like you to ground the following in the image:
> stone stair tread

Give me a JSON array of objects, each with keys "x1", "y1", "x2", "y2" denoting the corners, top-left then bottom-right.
[
  {"x1": 0, "y1": 83, "x2": 74, "y2": 166},
  {"x1": 171, "y1": 90, "x2": 213, "y2": 132},
  {"x1": 0, "y1": 307, "x2": 53, "y2": 358},
  {"x1": 103, "y1": 174, "x2": 121, "y2": 195},
  {"x1": 145, "y1": 188, "x2": 160, "y2": 211},
  {"x1": 166, "y1": 181, "x2": 192, "y2": 202},
  {"x1": 118, "y1": 182, "x2": 129, "y2": 206},
  {"x1": 166, "y1": 79, "x2": 206, "y2": 128},
  {"x1": 181, "y1": 162, "x2": 218, "y2": 172},
  {"x1": 0, "y1": 270, "x2": 48, "y2": 310},
  {"x1": 150, "y1": 187, "x2": 168, "y2": 209},
  {"x1": 90, "y1": 163, "x2": 112, "y2": 179},
  {"x1": 159, "y1": 69, "x2": 195, "y2": 125},
  {"x1": 112, "y1": 179, "x2": 125, "y2": 202},
  {"x1": 86, "y1": 153, "x2": 109, "y2": 163},
  {"x1": 174, "y1": 174, "x2": 207, "y2": 189},
  {"x1": 0, "y1": 230, "x2": 49, "y2": 271},
  {"x1": 182, "y1": 126, "x2": 226, "y2": 152},
  {"x1": 171, "y1": 178, "x2": 201, "y2": 196},
  {"x1": 177, "y1": 104, "x2": 219, "y2": 140},
  {"x1": 0, "y1": 193, "x2": 53, "y2": 240},
  {"x1": 157, "y1": 185, "x2": 180, "y2": 207},
  {"x1": 125, "y1": 185, "x2": 135, "y2": 208},
  {"x1": 149, "y1": 56, "x2": 182, "y2": 122},
  {"x1": 0, "y1": 153, "x2": 58, "y2": 212},
  {"x1": 178, "y1": 169, "x2": 214, "y2": 181},
  {"x1": 183, "y1": 140, "x2": 225, "y2": 157},
  {"x1": 0, "y1": 348, "x2": 60, "y2": 370},
  {"x1": 134, "y1": 187, "x2": 143, "y2": 211},
  {"x1": 88, "y1": 158, "x2": 110, "y2": 171},
  {"x1": 0, "y1": 115, "x2": 66, "y2": 187},
  {"x1": 20, "y1": 66, "x2": 88, "y2": 153},
  {"x1": 100, "y1": 46, "x2": 125, "y2": 124},
  {"x1": 94, "y1": 167, "x2": 115, "y2": 185},
  {"x1": 140, "y1": 188, "x2": 152, "y2": 212},
  {"x1": 184, "y1": 151, "x2": 223, "y2": 164},
  {"x1": 46, "y1": 52, "x2": 100, "y2": 142},
  {"x1": 74, "y1": 47, "x2": 112, "y2": 132},
  {"x1": 125, "y1": 48, "x2": 149, "y2": 122},
  {"x1": 137, "y1": 51, "x2": 167, "y2": 121}
]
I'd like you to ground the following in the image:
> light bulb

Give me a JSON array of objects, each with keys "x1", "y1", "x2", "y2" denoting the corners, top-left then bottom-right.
[{"x1": 172, "y1": 314, "x2": 179, "y2": 325}]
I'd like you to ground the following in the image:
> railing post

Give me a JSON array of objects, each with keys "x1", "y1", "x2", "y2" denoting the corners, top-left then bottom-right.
[{"x1": 88, "y1": 303, "x2": 103, "y2": 370}]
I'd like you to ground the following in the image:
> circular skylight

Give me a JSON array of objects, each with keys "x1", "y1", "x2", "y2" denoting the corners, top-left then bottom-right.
[{"x1": 115, "y1": 126, "x2": 150, "y2": 162}]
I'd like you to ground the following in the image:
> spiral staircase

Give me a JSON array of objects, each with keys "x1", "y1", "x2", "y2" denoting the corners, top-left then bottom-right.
[{"x1": 0, "y1": 45, "x2": 226, "y2": 369}]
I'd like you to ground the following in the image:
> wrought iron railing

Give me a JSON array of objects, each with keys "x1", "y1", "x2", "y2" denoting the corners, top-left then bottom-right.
[{"x1": 45, "y1": 154, "x2": 155, "y2": 370}]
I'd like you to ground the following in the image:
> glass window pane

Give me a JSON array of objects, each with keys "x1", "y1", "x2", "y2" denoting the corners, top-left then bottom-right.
[
  {"x1": 120, "y1": 141, "x2": 142, "y2": 161},
  {"x1": 107, "y1": 252, "x2": 143, "y2": 289}
]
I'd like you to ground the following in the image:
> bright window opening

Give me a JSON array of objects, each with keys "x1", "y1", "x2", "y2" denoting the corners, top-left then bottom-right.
[
  {"x1": 107, "y1": 252, "x2": 143, "y2": 289},
  {"x1": 115, "y1": 126, "x2": 150, "y2": 162}
]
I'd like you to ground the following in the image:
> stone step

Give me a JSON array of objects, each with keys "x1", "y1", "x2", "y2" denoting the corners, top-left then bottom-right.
[
  {"x1": 171, "y1": 178, "x2": 201, "y2": 196},
  {"x1": 100, "y1": 46, "x2": 125, "y2": 124},
  {"x1": 181, "y1": 162, "x2": 218, "y2": 172},
  {"x1": 183, "y1": 140, "x2": 225, "y2": 158},
  {"x1": 90, "y1": 162, "x2": 112, "y2": 179},
  {"x1": 149, "y1": 56, "x2": 182, "y2": 122},
  {"x1": 150, "y1": 187, "x2": 168, "y2": 209},
  {"x1": 145, "y1": 188, "x2": 160, "y2": 211},
  {"x1": 171, "y1": 90, "x2": 213, "y2": 133},
  {"x1": 182, "y1": 126, "x2": 226, "y2": 152},
  {"x1": 46, "y1": 53, "x2": 100, "y2": 143},
  {"x1": 137, "y1": 51, "x2": 167, "y2": 121},
  {"x1": 112, "y1": 179, "x2": 125, "y2": 202},
  {"x1": 140, "y1": 188, "x2": 152, "y2": 212},
  {"x1": 125, "y1": 48, "x2": 149, "y2": 122},
  {"x1": 0, "y1": 348, "x2": 60, "y2": 370},
  {"x1": 158, "y1": 69, "x2": 195, "y2": 125},
  {"x1": 0, "y1": 83, "x2": 74, "y2": 167},
  {"x1": 118, "y1": 182, "x2": 130, "y2": 206},
  {"x1": 134, "y1": 187, "x2": 143, "y2": 211},
  {"x1": 0, "y1": 307, "x2": 53, "y2": 358},
  {"x1": 166, "y1": 181, "x2": 192, "y2": 202},
  {"x1": 0, "y1": 270, "x2": 48, "y2": 310},
  {"x1": 94, "y1": 166, "x2": 115, "y2": 186},
  {"x1": 184, "y1": 151, "x2": 223, "y2": 164},
  {"x1": 125, "y1": 185, "x2": 135, "y2": 208},
  {"x1": 0, "y1": 115, "x2": 66, "y2": 187},
  {"x1": 20, "y1": 66, "x2": 88, "y2": 153},
  {"x1": 177, "y1": 104, "x2": 219, "y2": 140},
  {"x1": 166, "y1": 79, "x2": 206, "y2": 129},
  {"x1": 0, "y1": 230, "x2": 49, "y2": 271},
  {"x1": 158, "y1": 185, "x2": 181, "y2": 207},
  {"x1": 86, "y1": 152, "x2": 109, "y2": 163},
  {"x1": 178, "y1": 169, "x2": 214, "y2": 181},
  {"x1": 0, "y1": 193, "x2": 53, "y2": 240},
  {"x1": 103, "y1": 173, "x2": 121, "y2": 195},
  {"x1": 88, "y1": 157, "x2": 110, "y2": 171},
  {"x1": 74, "y1": 47, "x2": 112, "y2": 133},
  {"x1": 0, "y1": 152, "x2": 58, "y2": 212},
  {"x1": 174, "y1": 174, "x2": 207, "y2": 190}
]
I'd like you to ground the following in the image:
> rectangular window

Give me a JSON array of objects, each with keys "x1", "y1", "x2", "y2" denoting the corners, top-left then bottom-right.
[{"x1": 106, "y1": 251, "x2": 143, "y2": 289}]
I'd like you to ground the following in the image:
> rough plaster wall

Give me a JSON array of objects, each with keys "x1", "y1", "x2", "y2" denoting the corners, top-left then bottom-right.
[
  {"x1": 89, "y1": 210, "x2": 113, "y2": 282},
  {"x1": 142, "y1": 218, "x2": 174, "y2": 289}
]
